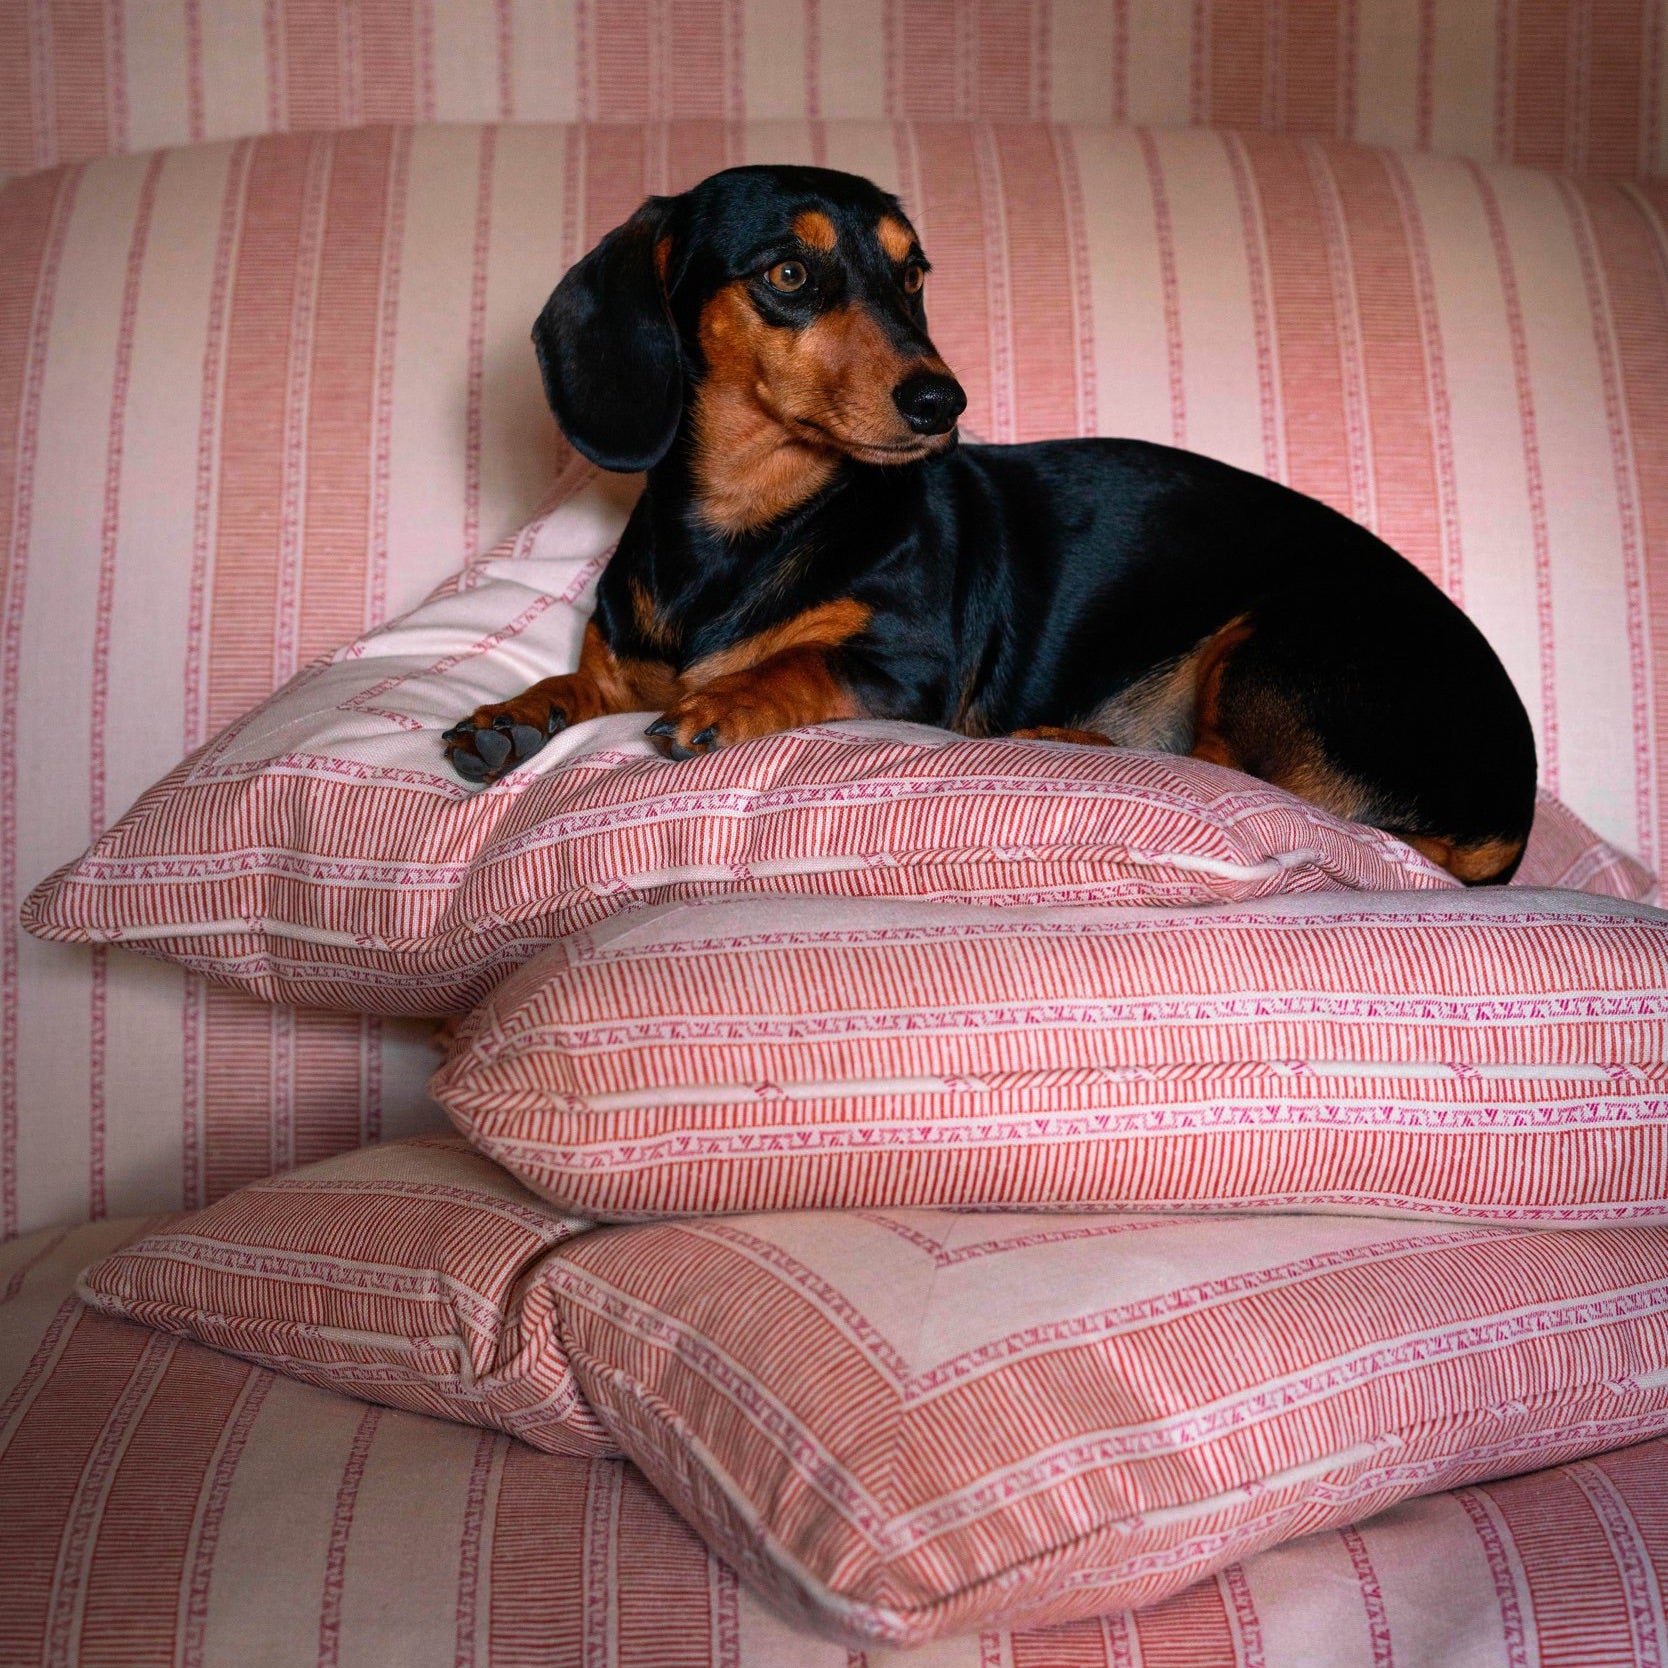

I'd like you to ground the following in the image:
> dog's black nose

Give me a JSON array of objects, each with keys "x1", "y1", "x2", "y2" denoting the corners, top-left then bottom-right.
[{"x1": 892, "y1": 371, "x2": 967, "y2": 435}]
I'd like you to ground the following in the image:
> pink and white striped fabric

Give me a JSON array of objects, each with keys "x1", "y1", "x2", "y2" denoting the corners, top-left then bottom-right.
[
  {"x1": 550, "y1": 1206, "x2": 1668, "y2": 1642},
  {"x1": 432, "y1": 887, "x2": 1668, "y2": 1224},
  {"x1": 70, "y1": 1138, "x2": 1668, "y2": 1644},
  {"x1": 75, "y1": 1135, "x2": 612, "y2": 1455},
  {"x1": 7, "y1": 119, "x2": 1668, "y2": 1234},
  {"x1": 9, "y1": 1217, "x2": 1667, "y2": 1665},
  {"x1": 5, "y1": 1, "x2": 1668, "y2": 181}
]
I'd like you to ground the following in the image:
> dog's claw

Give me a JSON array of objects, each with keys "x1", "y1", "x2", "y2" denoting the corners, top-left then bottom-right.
[
  {"x1": 645, "y1": 719, "x2": 677, "y2": 738},
  {"x1": 691, "y1": 726, "x2": 718, "y2": 749},
  {"x1": 545, "y1": 710, "x2": 567, "y2": 737}
]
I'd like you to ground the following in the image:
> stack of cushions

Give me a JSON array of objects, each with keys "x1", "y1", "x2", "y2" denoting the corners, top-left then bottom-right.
[
  {"x1": 79, "y1": 1137, "x2": 1668, "y2": 1643},
  {"x1": 38, "y1": 477, "x2": 1668, "y2": 1644}
]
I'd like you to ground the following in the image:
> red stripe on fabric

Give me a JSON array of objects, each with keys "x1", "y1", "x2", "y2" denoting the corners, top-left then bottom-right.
[
  {"x1": 1468, "y1": 162, "x2": 1561, "y2": 793},
  {"x1": 1053, "y1": 127, "x2": 1097, "y2": 438},
  {"x1": 1315, "y1": 146, "x2": 1445, "y2": 582},
  {"x1": 1562, "y1": 1460, "x2": 1664, "y2": 1668},
  {"x1": 299, "y1": 129, "x2": 391, "y2": 670},
  {"x1": 1235, "y1": 135, "x2": 1352, "y2": 512},
  {"x1": 366, "y1": 125, "x2": 410, "y2": 632},
  {"x1": 178, "y1": 1370, "x2": 273, "y2": 1668},
  {"x1": 494, "y1": 0, "x2": 513, "y2": 120},
  {"x1": 179, "y1": 140, "x2": 255, "y2": 1213},
  {"x1": 1138, "y1": 129, "x2": 1187, "y2": 448},
  {"x1": 1129, "y1": 1569, "x2": 1238, "y2": 1665},
  {"x1": 1110, "y1": 0, "x2": 1131, "y2": 124},
  {"x1": 0, "y1": 3, "x2": 40, "y2": 174},
  {"x1": 0, "y1": 1224, "x2": 73, "y2": 1301},
  {"x1": 279, "y1": 0, "x2": 348, "y2": 132},
  {"x1": 463, "y1": 126, "x2": 495, "y2": 560},
  {"x1": 1504, "y1": 0, "x2": 1654, "y2": 175},
  {"x1": 485, "y1": 1444, "x2": 589, "y2": 1667},
  {"x1": 316, "y1": 1404, "x2": 384, "y2": 1668},
  {"x1": 911, "y1": 126, "x2": 994, "y2": 441},
  {"x1": 0, "y1": 165, "x2": 80, "y2": 1239},
  {"x1": 359, "y1": 0, "x2": 424, "y2": 125},
  {"x1": 0, "y1": 1311, "x2": 149, "y2": 1665},
  {"x1": 886, "y1": 0, "x2": 960, "y2": 118},
  {"x1": 451, "y1": 1429, "x2": 500, "y2": 1668},
  {"x1": 1011, "y1": 1617, "x2": 1116, "y2": 1666},
  {"x1": 1558, "y1": 179, "x2": 1658, "y2": 871},
  {"x1": 85, "y1": 150, "x2": 165, "y2": 1221},
  {"x1": 1206, "y1": 0, "x2": 1272, "y2": 131},
  {"x1": 71, "y1": 1341, "x2": 257, "y2": 1668},
  {"x1": 1339, "y1": 1525, "x2": 1393, "y2": 1667},
  {"x1": 1382, "y1": 151, "x2": 1464, "y2": 601},
  {"x1": 44, "y1": 0, "x2": 116, "y2": 173},
  {"x1": 993, "y1": 125, "x2": 1077, "y2": 443},
  {"x1": 1589, "y1": 177, "x2": 1668, "y2": 876},
  {"x1": 1486, "y1": 1467, "x2": 1635, "y2": 1666},
  {"x1": 184, "y1": 0, "x2": 205, "y2": 142},
  {"x1": 804, "y1": 0, "x2": 823, "y2": 125},
  {"x1": 580, "y1": 1, "x2": 738, "y2": 122},
  {"x1": 615, "y1": 1461, "x2": 723, "y2": 1667},
  {"x1": 1221, "y1": 132, "x2": 1283, "y2": 477}
]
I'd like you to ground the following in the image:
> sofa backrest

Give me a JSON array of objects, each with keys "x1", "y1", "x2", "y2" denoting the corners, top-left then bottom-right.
[{"x1": 4, "y1": 0, "x2": 1668, "y2": 181}]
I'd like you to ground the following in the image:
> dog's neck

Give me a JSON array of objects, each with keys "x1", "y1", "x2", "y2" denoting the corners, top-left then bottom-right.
[{"x1": 684, "y1": 378, "x2": 845, "y2": 537}]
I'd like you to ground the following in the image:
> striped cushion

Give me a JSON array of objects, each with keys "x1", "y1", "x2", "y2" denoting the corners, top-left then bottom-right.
[
  {"x1": 8, "y1": 120, "x2": 1668, "y2": 1234},
  {"x1": 431, "y1": 888, "x2": 1668, "y2": 1223},
  {"x1": 550, "y1": 1208, "x2": 1668, "y2": 1642},
  {"x1": 77, "y1": 1136, "x2": 612, "y2": 1457},
  {"x1": 73, "y1": 1143, "x2": 1668, "y2": 1643},
  {"x1": 13, "y1": 1218, "x2": 1667, "y2": 1664},
  {"x1": 24, "y1": 476, "x2": 1488, "y2": 1016}
]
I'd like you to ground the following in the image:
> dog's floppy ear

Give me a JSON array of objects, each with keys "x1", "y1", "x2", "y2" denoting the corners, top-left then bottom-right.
[{"x1": 532, "y1": 197, "x2": 681, "y2": 472}]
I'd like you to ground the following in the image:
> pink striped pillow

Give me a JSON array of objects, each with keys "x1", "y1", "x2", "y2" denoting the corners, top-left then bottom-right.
[
  {"x1": 22, "y1": 482, "x2": 1651, "y2": 1019},
  {"x1": 549, "y1": 1209, "x2": 1668, "y2": 1643},
  {"x1": 76, "y1": 1136, "x2": 612, "y2": 1457},
  {"x1": 431, "y1": 888, "x2": 1668, "y2": 1224}
]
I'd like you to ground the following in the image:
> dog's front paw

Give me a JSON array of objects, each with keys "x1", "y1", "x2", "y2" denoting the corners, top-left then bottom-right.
[
  {"x1": 443, "y1": 709, "x2": 555, "y2": 782},
  {"x1": 644, "y1": 685, "x2": 783, "y2": 760},
  {"x1": 442, "y1": 674, "x2": 610, "y2": 782}
]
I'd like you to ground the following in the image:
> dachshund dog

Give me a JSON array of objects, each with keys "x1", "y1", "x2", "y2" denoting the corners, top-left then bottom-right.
[{"x1": 443, "y1": 164, "x2": 1537, "y2": 883}]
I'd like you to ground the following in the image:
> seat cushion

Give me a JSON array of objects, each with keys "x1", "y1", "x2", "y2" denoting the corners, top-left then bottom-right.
[
  {"x1": 72, "y1": 1150, "x2": 1668, "y2": 1644},
  {"x1": 9, "y1": 1214, "x2": 1667, "y2": 1665}
]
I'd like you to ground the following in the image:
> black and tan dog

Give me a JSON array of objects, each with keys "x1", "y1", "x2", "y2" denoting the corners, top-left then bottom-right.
[{"x1": 443, "y1": 164, "x2": 1536, "y2": 883}]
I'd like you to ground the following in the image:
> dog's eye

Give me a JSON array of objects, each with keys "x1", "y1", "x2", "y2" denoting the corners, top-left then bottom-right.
[
  {"x1": 766, "y1": 260, "x2": 809, "y2": 293},
  {"x1": 902, "y1": 263, "x2": 926, "y2": 295}
]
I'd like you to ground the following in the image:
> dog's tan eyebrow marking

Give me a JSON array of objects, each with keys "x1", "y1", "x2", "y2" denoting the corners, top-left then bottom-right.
[
  {"x1": 876, "y1": 216, "x2": 913, "y2": 261},
  {"x1": 793, "y1": 210, "x2": 837, "y2": 251}
]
